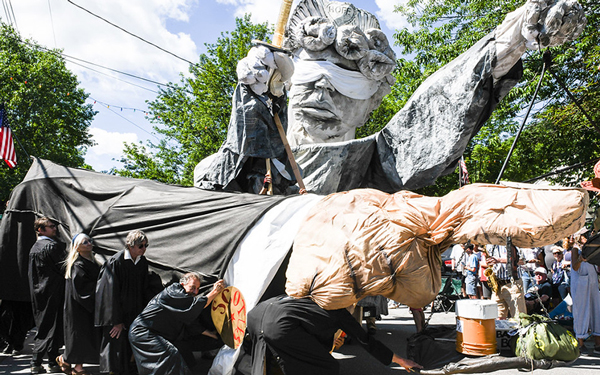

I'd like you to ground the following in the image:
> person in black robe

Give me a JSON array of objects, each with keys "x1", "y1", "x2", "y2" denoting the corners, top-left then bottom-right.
[
  {"x1": 57, "y1": 233, "x2": 101, "y2": 375},
  {"x1": 0, "y1": 299, "x2": 34, "y2": 355},
  {"x1": 95, "y1": 230, "x2": 157, "y2": 375},
  {"x1": 28, "y1": 217, "x2": 67, "y2": 374},
  {"x1": 247, "y1": 295, "x2": 422, "y2": 375},
  {"x1": 129, "y1": 273, "x2": 225, "y2": 375}
]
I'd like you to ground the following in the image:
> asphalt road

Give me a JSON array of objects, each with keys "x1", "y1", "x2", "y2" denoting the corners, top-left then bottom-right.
[{"x1": 1, "y1": 304, "x2": 599, "y2": 374}]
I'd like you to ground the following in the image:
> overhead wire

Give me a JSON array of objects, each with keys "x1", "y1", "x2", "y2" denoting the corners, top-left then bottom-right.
[
  {"x1": 88, "y1": 96, "x2": 160, "y2": 141},
  {"x1": 8, "y1": 0, "x2": 17, "y2": 29},
  {"x1": 66, "y1": 0, "x2": 196, "y2": 66},
  {"x1": 47, "y1": 0, "x2": 58, "y2": 48},
  {"x1": 21, "y1": 39, "x2": 193, "y2": 95},
  {"x1": 1, "y1": 0, "x2": 13, "y2": 26},
  {"x1": 64, "y1": 57, "x2": 160, "y2": 94}
]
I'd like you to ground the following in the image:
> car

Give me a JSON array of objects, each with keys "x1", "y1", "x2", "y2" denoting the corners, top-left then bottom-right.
[{"x1": 441, "y1": 246, "x2": 454, "y2": 276}]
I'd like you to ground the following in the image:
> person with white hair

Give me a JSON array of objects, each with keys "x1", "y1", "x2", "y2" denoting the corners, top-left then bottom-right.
[{"x1": 95, "y1": 230, "x2": 158, "y2": 375}]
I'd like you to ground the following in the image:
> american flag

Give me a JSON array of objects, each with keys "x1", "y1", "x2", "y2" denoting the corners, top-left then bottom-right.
[
  {"x1": 459, "y1": 156, "x2": 469, "y2": 185},
  {"x1": 0, "y1": 105, "x2": 17, "y2": 168}
]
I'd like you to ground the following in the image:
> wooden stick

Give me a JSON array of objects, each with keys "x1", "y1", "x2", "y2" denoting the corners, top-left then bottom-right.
[
  {"x1": 266, "y1": 158, "x2": 273, "y2": 195},
  {"x1": 273, "y1": 0, "x2": 293, "y2": 47},
  {"x1": 273, "y1": 113, "x2": 305, "y2": 191}
]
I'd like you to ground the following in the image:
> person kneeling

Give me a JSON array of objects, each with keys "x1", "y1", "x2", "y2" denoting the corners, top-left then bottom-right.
[
  {"x1": 247, "y1": 295, "x2": 422, "y2": 375},
  {"x1": 129, "y1": 273, "x2": 225, "y2": 375}
]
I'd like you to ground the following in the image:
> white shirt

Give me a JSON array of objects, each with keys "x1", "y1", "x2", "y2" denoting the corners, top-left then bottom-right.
[
  {"x1": 450, "y1": 244, "x2": 465, "y2": 272},
  {"x1": 124, "y1": 249, "x2": 141, "y2": 265}
]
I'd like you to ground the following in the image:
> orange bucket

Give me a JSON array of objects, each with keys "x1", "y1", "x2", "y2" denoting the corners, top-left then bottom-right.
[{"x1": 455, "y1": 300, "x2": 498, "y2": 356}]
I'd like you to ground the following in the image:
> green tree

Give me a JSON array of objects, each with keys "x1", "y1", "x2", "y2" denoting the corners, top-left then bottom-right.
[
  {"x1": 392, "y1": 0, "x2": 600, "y2": 197},
  {"x1": 114, "y1": 16, "x2": 271, "y2": 185},
  {"x1": 0, "y1": 24, "x2": 96, "y2": 208}
]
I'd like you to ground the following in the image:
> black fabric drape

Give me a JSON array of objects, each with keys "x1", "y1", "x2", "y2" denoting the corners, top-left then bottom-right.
[{"x1": 0, "y1": 158, "x2": 287, "y2": 302}]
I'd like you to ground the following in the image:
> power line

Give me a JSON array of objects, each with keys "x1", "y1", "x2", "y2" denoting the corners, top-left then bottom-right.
[
  {"x1": 89, "y1": 96, "x2": 160, "y2": 141},
  {"x1": 64, "y1": 57, "x2": 160, "y2": 94},
  {"x1": 8, "y1": 0, "x2": 17, "y2": 30},
  {"x1": 66, "y1": 0, "x2": 196, "y2": 66},
  {"x1": 47, "y1": 0, "x2": 57, "y2": 48},
  {"x1": 22, "y1": 39, "x2": 193, "y2": 95}
]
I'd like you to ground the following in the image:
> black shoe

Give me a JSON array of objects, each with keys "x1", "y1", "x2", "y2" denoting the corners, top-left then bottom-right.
[
  {"x1": 2, "y1": 344, "x2": 14, "y2": 354},
  {"x1": 47, "y1": 364, "x2": 62, "y2": 373},
  {"x1": 30, "y1": 365, "x2": 47, "y2": 374}
]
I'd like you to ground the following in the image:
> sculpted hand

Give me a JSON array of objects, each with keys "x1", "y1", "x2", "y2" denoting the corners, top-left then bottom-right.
[{"x1": 110, "y1": 323, "x2": 125, "y2": 339}]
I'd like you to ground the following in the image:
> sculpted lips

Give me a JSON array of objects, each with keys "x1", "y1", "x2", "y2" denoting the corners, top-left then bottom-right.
[{"x1": 297, "y1": 100, "x2": 339, "y2": 120}]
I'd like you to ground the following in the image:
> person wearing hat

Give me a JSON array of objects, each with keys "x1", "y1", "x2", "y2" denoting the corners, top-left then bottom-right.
[
  {"x1": 525, "y1": 267, "x2": 553, "y2": 315},
  {"x1": 550, "y1": 246, "x2": 569, "y2": 301}
]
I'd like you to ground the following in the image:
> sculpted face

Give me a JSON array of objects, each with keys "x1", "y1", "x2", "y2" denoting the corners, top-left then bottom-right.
[
  {"x1": 288, "y1": 76, "x2": 375, "y2": 143},
  {"x1": 284, "y1": 1, "x2": 395, "y2": 146}
]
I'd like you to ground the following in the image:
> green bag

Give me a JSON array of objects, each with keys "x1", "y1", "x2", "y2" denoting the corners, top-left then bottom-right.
[{"x1": 513, "y1": 313, "x2": 579, "y2": 361}]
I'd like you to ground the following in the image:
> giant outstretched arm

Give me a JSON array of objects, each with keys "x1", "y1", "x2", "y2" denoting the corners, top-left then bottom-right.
[{"x1": 290, "y1": 0, "x2": 586, "y2": 195}]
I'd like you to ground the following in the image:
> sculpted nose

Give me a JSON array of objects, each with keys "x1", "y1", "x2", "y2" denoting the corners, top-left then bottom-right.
[{"x1": 314, "y1": 76, "x2": 335, "y2": 92}]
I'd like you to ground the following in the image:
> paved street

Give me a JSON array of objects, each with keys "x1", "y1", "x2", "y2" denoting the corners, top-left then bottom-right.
[{"x1": 1, "y1": 304, "x2": 599, "y2": 374}]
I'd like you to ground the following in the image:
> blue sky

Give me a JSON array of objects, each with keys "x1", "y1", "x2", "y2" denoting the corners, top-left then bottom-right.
[{"x1": 7, "y1": 0, "x2": 410, "y2": 171}]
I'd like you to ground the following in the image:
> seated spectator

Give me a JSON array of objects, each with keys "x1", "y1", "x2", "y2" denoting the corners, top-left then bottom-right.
[
  {"x1": 550, "y1": 246, "x2": 569, "y2": 301},
  {"x1": 525, "y1": 267, "x2": 552, "y2": 314}
]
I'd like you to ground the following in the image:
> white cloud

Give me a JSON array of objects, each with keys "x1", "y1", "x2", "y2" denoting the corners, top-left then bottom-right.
[
  {"x1": 89, "y1": 127, "x2": 138, "y2": 156},
  {"x1": 12, "y1": 0, "x2": 199, "y2": 170},
  {"x1": 374, "y1": 0, "x2": 411, "y2": 31},
  {"x1": 217, "y1": 0, "x2": 300, "y2": 25},
  {"x1": 86, "y1": 127, "x2": 138, "y2": 171}
]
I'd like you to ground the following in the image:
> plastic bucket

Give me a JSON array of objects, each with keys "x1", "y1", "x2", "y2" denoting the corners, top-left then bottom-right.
[{"x1": 455, "y1": 299, "x2": 498, "y2": 356}]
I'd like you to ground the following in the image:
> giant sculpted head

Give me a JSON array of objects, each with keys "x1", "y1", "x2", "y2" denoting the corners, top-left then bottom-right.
[{"x1": 284, "y1": 0, "x2": 396, "y2": 146}]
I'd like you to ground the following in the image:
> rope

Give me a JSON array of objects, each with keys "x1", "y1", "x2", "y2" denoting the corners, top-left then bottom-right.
[{"x1": 496, "y1": 50, "x2": 550, "y2": 184}]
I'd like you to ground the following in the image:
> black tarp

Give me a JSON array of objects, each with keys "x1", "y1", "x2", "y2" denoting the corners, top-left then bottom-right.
[{"x1": 0, "y1": 158, "x2": 287, "y2": 302}]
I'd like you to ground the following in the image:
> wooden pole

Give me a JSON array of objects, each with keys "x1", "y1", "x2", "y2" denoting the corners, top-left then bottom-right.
[
  {"x1": 273, "y1": 0, "x2": 293, "y2": 47},
  {"x1": 268, "y1": 0, "x2": 306, "y2": 192}
]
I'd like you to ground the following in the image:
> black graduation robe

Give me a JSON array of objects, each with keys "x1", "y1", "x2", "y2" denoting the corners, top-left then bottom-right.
[
  {"x1": 95, "y1": 250, "x2": 153, "y2": 374},
  {"x1": 247, "y1": 296, "x2": 393, "y2": 375},
  {"x1": 64, "y1": 254, "x2": 101, "y2": 364},
  {"x1": 28, "y1": 237, "x2": 67, "y2": 359},
  {"x1": 129, "y1": 283, "x2": 213, "y2": 375}
]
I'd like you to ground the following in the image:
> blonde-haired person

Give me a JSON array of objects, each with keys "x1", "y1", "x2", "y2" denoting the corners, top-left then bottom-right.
[{"x1": 57, "y1": 233, "x2": 101, "y2": 375}]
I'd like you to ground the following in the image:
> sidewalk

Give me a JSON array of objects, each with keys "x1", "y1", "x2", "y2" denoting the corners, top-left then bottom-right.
[{"x1": 2, "y1": 305, "x2": 599, "y2": 374}]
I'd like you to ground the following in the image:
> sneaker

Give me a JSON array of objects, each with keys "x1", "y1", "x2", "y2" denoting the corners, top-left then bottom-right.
[
  {"x1": 594, "y1": 346, "x2": 600, "y2": 355},
  {"x1": 2, "y1": 344, "x2": 13, "y2": 354},
  {"x1": 579, "y1": 345, "x2": 589, "y2": 356},
  {"x1": 30, "y1": 365, "x2": 47, "y2": 374}
]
